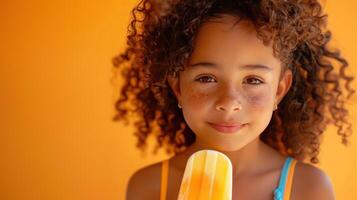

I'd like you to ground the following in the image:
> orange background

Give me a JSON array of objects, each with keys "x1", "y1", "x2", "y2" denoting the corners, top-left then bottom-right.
[{"x1": 0, "y1": 0, "x2": 356, "y2": 199}]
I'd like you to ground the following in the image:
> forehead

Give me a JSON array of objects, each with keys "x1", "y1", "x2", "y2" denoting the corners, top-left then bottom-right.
[{"x1": 187, "y1": 14, "x2": 281, "y2": 71}]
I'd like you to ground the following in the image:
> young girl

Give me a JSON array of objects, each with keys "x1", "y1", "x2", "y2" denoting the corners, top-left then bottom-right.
[{"x1": 113, "y1": 0, "x2": 355, "y2": 199}]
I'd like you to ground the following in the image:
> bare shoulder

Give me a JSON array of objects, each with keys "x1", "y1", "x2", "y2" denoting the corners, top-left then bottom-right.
[
  {"x1": 126, "y1": 161, "x2": 163, "y2": 200},
  {"x1": 292, "y1": 160, "x2": 335, "y2": 200}
]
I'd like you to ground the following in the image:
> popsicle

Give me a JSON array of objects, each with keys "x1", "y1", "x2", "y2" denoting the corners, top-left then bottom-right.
[{"x1": 177, "y1": 149, "x2": 233, "y2": 200}]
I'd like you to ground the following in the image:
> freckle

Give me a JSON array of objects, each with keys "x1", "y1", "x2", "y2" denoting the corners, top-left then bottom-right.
[
  {"x1": 248, "y1": 95, "x2": 262, "y2": 104},
  {"x1": 246, "y1": 89, "x2": 271, "y2": 108},
  {"x1": 189, "y1": 92, "x2": 209, "y2": 106},
  {"x1": 191, "y1": 92, "x2": 209, "y2": 99}
]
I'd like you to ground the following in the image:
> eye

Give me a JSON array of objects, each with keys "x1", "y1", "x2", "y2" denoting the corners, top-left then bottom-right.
[
  {"x1": 244, "y1": 77, "x2": 264, "y2": 85},
  {"x1": 195, "y1": 75, "x2": 216, "y2": 83}
]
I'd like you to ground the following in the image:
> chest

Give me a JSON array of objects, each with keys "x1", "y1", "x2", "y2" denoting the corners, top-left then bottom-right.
[{"x1": 165, "y1": 168, "x2": 281, "y2": 200}]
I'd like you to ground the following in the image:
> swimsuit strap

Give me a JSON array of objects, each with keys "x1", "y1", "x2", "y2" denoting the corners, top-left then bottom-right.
[
  {"x1": 160, "y1": 159, "x2": 169, "y2": 200},
  {"x1": 274, "y1": 157, "x2": 298, "y2": 200}
]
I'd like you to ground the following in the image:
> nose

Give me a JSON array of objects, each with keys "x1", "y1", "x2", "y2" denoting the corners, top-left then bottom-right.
[
  {"x1": 215, "y1": 88, "x2": 243, "y2": 112},
  {"x1": 216, "y1": 102, "x2": 242, "y2": 112}
]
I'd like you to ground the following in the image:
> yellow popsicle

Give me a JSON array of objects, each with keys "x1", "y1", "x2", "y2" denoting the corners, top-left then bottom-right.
[{"x1": 177, "y1": 150, "x2": 233, "y2": 200}]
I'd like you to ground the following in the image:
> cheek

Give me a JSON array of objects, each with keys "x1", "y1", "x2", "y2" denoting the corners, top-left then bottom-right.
[
  {"x1": 182, "y1": 85, "x2": 275, "y2": 111},
  {"x1": 185, "y1": 90, "x2": 210, "y2": 107},
  {"x1": 181, "y1": 89, "x2": 210, "y2": 131},
  {"x1": 244, "y1": 86, "x2": 274, "y2": 110}
]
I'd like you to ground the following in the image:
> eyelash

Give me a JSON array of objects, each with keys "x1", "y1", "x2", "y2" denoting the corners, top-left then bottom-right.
[{"x1": 195, "y1": 75, "x2": 264, "y2": 85}]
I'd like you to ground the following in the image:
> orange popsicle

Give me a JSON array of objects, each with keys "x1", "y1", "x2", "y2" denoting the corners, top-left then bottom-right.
[{"x1": 177, "y1": 150, "x2": 233, "y2": 200}]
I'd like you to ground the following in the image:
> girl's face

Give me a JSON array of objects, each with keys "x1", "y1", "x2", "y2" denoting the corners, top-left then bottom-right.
[{"x1": 168, "y1": 14, "x2": 292, "y2": 151}]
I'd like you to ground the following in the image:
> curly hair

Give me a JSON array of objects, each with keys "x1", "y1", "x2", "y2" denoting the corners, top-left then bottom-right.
[{"x1": 112, "y1": 0, "x2": 355, "y2": 164}]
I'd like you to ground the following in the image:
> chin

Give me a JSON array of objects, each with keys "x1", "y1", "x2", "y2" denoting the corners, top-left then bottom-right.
[
  {"x1": 221, "y1": 145, "x2": 244, "y2": 152},
  {"x1": 210, "y1": 142, "x2": 247, "y2": 152}
]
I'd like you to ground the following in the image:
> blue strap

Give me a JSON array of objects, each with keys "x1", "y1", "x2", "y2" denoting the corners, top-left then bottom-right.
[{"x1": 274, "y1": 157, "x2": 293, "y2": 200}]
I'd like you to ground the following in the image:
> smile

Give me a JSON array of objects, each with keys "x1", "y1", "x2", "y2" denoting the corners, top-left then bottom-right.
[{"x1": 207, "y1": 122, "x2": 246, "y2": 134}]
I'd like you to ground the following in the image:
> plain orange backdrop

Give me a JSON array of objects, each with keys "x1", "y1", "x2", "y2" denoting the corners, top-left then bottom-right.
[{"x1": 0, "y1": 0, "x2": 356, "y2": 199}]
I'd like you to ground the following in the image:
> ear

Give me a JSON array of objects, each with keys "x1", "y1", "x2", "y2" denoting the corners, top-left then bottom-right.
[
  {"x1": 166, "y1": 72, "x2": 182, "y2": 104},
  {"x1": 275, "y1": 69, "x2": 293, "y2": 105}
]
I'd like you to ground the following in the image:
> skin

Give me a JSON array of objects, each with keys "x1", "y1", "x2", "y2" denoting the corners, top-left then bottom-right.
[
  {"x1": 167, "y1": 14, "x2": 292, "y2": 177},
  {"x1": 126, "y1": 14, "x2": 335, "y2": 200}
]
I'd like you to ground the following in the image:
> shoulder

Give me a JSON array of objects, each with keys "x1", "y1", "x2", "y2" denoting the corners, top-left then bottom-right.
[
  {"x1": 292, "y1": 160, "x2": 335, "y2": 200},
  {"x1": 126, "y1": 161, "x2": 163, "y2": 200}
]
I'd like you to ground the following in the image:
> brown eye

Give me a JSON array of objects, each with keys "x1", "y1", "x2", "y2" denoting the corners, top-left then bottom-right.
[
  {"x1": 195, "y1": 76, "x2": 216, "y2": 83},
  {"x1": 245, "y1": 77, "x2": 264, "y2": 85}
]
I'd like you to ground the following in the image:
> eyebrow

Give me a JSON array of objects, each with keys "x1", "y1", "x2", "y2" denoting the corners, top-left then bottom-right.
[{"x1": 188, "y1": 62, "x2": 273, "y2": 71}]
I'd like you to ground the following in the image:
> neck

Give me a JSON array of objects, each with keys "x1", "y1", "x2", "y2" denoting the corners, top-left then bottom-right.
[{"x1": 173, "y1": 137, "x2": 276, "y2": 178}]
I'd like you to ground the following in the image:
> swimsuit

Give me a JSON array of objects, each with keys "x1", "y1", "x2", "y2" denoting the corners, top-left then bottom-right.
[{"x1": 160, "y1": 156, "x2": 297, "y2": 200}]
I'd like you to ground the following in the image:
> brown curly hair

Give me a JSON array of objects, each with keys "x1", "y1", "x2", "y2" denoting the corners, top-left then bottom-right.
[{"x1": 112, "y1": 0, "x2": 355, "y2": 164}]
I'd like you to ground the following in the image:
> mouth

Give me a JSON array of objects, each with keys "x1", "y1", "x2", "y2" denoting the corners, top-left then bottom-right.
[{"x1": 207, "y1": 122, "x2": 247, "y2": 134}]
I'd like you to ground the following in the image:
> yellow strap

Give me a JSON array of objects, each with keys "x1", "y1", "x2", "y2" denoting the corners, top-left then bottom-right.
[
  {"x1": 284, "y1": 159, "x2": 297, "y2": 200},
  {"x1": 160, "y1": 160, "x2": 169, "y2": 200}
]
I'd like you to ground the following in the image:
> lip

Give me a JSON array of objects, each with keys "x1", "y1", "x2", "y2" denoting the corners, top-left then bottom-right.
[{"x1": 208, "y1": 122, "x2": 246, "y2": 134}]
